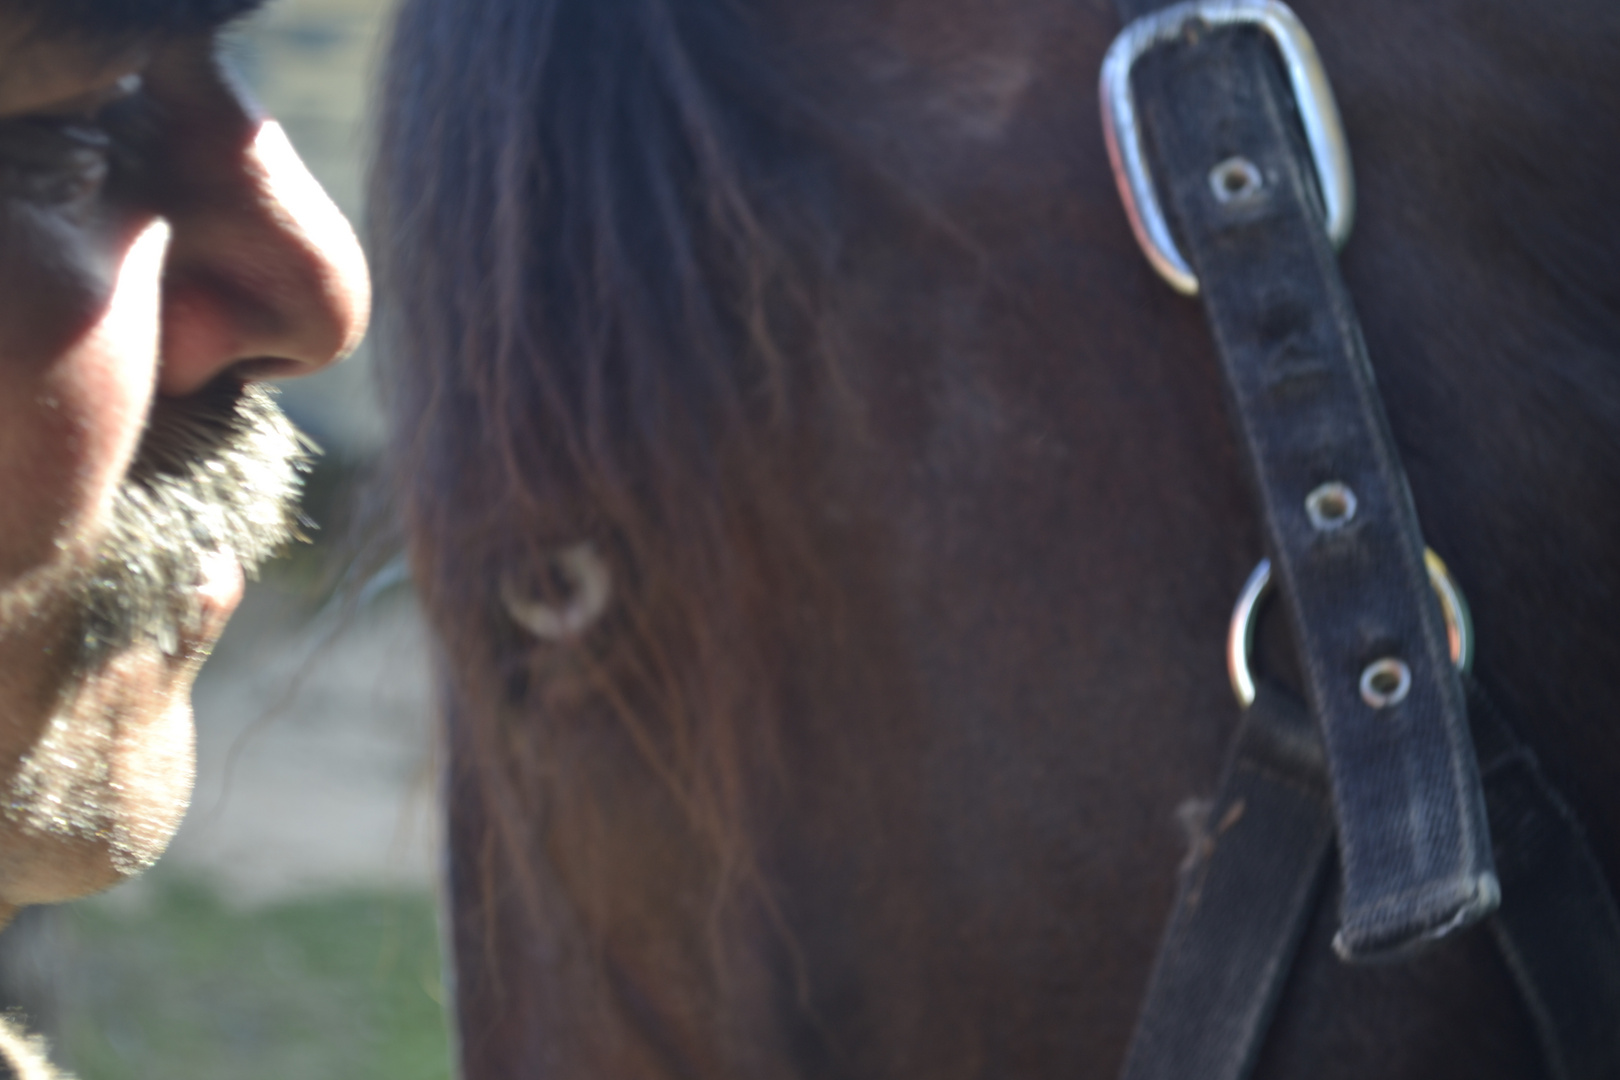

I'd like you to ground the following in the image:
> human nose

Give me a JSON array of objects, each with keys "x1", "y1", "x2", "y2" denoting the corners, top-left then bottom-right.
[{"x1": 155, "y1": 116, "x2": 371, "y2": 397}]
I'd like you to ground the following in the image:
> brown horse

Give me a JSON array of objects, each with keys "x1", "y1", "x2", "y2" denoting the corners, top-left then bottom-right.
[{"x1": 371, "y1": 0, "x2": 1620, "y2": 1075}]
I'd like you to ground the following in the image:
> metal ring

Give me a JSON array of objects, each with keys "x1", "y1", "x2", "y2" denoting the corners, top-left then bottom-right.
[
  {"x1": 1099, "y1": 0, "x2": 1355, "y2": 295},
  {"x1": 1359, "y1": 658, "x2": 1412, "y2": 708},
  {"x1": 1226, "y1": 548, "x2": 1473, "y2": 707}
]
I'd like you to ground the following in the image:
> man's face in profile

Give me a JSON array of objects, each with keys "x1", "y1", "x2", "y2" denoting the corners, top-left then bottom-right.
[{"x1": 0, "y1": 0, "x2": 368, "y2": 915}]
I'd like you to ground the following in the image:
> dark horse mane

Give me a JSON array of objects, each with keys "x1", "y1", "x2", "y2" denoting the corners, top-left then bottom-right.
[
  {"x1": 373, "y1": 0, "x2": 861, "y2": 1037},
  {"x1": 375, "y1": 0, "x2": 1620, "y2": 1074}
]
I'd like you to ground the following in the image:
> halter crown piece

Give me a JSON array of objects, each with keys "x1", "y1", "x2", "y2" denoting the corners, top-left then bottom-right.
[
  {"x1": 1100, "y1": 4, "x2": 1620, "y2": 1079},
  {"x1": 1102, "y1": 0, "x2": 1495, "y2": 965}
]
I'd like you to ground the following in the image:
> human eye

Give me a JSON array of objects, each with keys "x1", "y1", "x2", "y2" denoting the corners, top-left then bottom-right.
[{"x1": 0, "y1": 75, "x2": 155, "y2": 208}]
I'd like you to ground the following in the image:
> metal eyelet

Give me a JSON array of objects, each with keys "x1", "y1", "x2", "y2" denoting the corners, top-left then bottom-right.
[
  {"x1": 1305, "y1": 482, "x2": 1357, "y2": 531},
  {"x1": 1359, "y1": 658, "x2": 1412, "y2": 708},
  {"x1": 1209, "y1": 156, "x2": 1264, "y2": 204}
]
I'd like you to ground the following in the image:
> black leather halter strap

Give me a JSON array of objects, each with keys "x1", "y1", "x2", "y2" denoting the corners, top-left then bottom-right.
[
  {"x1": 1107, "y1": 0, "x2": 1494, "y2": 963},
  {"x1": 1119, "y1": 682, "x2": 1333, "y2": 1080},
  {"x1": 1118, "y1": 673, "x2": 1620, "y2": 1080},
  {"x1": 1099, "y1": 0, "x2": 1620, "y2": 1076}
]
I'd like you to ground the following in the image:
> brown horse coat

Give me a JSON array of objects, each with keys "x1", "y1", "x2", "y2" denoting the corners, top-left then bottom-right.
[{"x1": 372, "y1": 0, "x2": 1620, "y2": 1075}]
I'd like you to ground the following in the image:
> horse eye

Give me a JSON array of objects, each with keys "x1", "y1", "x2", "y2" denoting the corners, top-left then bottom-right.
[{"x1": 499, "y1": 543, "x2": 614, "y2": 641}]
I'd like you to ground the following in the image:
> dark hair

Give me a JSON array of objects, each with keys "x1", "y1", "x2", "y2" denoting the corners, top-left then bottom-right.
[{"x1": 371, "y1": 0, "x2": 853, "y2": 995}]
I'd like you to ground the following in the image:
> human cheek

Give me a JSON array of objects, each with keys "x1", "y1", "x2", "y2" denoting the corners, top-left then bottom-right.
[{"x1": 0, "y1": 211, "x2": 168, "y2": 585}]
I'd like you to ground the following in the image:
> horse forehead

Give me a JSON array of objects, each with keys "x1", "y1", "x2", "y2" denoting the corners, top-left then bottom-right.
[
  {"x1": 873, "y1": 48, "x2": 1038, "y2": 141},
  {"x1": 775, "y1": 0, "x2": 1076, "y2": 144}
]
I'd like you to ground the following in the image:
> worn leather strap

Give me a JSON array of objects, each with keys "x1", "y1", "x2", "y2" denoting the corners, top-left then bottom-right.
[
  {"x1": 1118, "y1": 8, "x2": 1494, "y2": 960},
  {"x1": 1104, "y1": 2, "x2": 1620, "y2": 1075},
  {"x1": 1117, "y1": 677, "x2": 1620, "y2": 1080},
  {"x1": 1117, "y1": 683, "x2": 1333, "y2": 1080}
]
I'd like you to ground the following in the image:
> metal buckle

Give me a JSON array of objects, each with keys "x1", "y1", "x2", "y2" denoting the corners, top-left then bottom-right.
[
  {"x1": 1227, "y1": 549, "x2": 1474, "y2": 708},
  {"x1": 1098, "y1": 0, "x2": 1355, "y2": 295}
]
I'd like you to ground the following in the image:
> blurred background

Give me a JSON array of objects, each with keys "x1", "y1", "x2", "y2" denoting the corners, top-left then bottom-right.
[{"x1": 0, "y1": 2, "x2": 453, "y2": 1077}]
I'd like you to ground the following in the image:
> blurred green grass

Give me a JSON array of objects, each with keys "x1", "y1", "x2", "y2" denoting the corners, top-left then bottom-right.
[{"x1": 52, "y1": 875, "x2": 450, "y2": 1080}]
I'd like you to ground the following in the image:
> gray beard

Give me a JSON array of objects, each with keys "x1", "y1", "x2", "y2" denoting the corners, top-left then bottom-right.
[
  {"x1": 75, "y1": 379, "x2": 313, "y2": 676},
  {"x1": 0, "y1": 381, "x2": 312, "y2": 877}
]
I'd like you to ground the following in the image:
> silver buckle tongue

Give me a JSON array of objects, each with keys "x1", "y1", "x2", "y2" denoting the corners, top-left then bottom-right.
[{"x1": 1098, "y1": 0, "x2": 1355, "y2": 295}]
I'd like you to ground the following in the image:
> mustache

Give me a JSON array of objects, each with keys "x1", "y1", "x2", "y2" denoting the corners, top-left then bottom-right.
[{"x1": 74, "y1": 380, "x2": 314, "y2": 676}]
